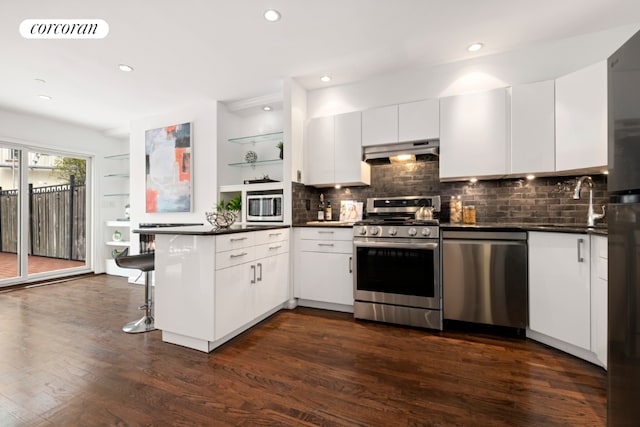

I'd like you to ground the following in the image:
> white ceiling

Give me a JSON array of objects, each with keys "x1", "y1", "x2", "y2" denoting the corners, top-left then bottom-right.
[{"x1": 1, "y1": 0, "x2": 640, "y2": 135}]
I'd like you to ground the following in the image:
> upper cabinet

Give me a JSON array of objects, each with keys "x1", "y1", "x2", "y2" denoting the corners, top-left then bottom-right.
[
  {"x1": 555, "y1": 60, "x2": 607, "y2": 171},
  {"x1": 305, "y1": 111, "x2": 370, "y2": 188},
  {"x1": 362, "y1": 99, "x2": 439, "y2": 147},
  {"x1": 511, "y1": 80, "x2": 556, "y2": 175},
  {"x1": 439, "y1": 88, "x2": 510, "y2": 180}
]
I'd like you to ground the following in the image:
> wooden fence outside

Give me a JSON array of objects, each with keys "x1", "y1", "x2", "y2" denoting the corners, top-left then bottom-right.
[{"x1": 0, "y1": 180, "x2": 86, "y2": 261}]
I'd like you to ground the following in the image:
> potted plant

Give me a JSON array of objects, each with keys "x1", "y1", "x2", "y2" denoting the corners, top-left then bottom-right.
[{"x1": 277, "y1": 141, "x2": 283, "y2": 159}]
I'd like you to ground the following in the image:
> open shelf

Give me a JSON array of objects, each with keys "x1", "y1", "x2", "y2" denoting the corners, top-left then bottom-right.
[
  {"x1": 228, "y1": 131, "x2": 283, "y2": 144},
  {"x1": 105, "y1": 153, "x2": 129, "y2": 160},
  {"x1": 104, "y1": 173, "x2": 130, "y2": 178},
  {"x1": 104, "y1": 193, "x2": 130, "y2": 197},
  {"x1": 228, "y1": 158, "x2": 282, "y2": 167},
  {"x1": 106, "y1": 241, "x2": 131, "y2": 247}
]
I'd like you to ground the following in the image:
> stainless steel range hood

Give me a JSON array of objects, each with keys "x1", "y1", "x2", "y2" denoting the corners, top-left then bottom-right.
[{"x1": 363, "y1": 140, "x2": 439, "y2": 161}]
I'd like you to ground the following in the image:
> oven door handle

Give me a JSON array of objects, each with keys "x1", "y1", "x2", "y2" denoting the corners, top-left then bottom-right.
[{"x1": 353, "y1": 240, "x2": 439, "y2": 250}]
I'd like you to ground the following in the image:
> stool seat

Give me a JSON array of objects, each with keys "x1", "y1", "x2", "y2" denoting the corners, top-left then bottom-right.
[
  {"x1": 114, "y1": 248, "x2": 154, "y2": 272},
  {"x1": 114, "y1": 248, "x2": 156, "y2": 334}
]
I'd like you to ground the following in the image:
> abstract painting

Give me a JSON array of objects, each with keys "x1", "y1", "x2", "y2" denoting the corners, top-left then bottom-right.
[{"x1": 145, "y1": 122, "x2": 192, "y2": 213}]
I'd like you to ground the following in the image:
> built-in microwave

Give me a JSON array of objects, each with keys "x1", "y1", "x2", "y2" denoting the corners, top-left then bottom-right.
[{"x1": 246, "y1": 190, "x2": 283, "y2": 222}]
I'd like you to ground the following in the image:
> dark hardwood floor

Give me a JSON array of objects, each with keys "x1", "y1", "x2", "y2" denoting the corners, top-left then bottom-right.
[{"x1": 0, "y1": 275, "x2": 606, "y2": 426}]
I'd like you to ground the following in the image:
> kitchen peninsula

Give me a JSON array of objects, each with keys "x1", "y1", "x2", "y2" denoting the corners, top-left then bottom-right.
[{"x1": 136, "y1": 224, "x2": 290, "y2": 352}]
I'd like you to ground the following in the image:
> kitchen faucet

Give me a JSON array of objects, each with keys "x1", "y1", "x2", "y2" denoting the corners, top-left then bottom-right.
[{"x1": 573, "y1": 176, "x2": 606, "y2": 227}]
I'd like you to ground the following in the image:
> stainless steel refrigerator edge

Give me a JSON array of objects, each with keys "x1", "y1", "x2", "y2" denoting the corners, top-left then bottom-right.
[{"x1": 607, "y1": 29, "x2": 640, "y2": 427}]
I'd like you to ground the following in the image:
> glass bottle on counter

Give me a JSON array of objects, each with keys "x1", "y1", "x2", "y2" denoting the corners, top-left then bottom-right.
[
  {"x1": 450, "y1": 195, "x2": 462, "y2": 223},
  {"x1": 318, "y1": 194, "x2": 325, "y2": 221},
  {"x1": 463, "y1": 205, "x2": 477, "y2": 224},
  {"x1": 325, "y1": 200, "x2": 332, "y2": 221}
]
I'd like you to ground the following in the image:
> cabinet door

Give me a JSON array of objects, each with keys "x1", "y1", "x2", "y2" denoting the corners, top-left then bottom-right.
[
  {"x1": 254, "y1": 252, "x2": 289, "y2": 316},
  {"x1": 555, "y1": 60, "x2": 607, "y2": 171},
  {"x1": 590, "y1": 235, "x2": 608, "y2": 368},
  {"x1": 296, "y1": 251, "x2": 353, "y2": 305},
  {"x1": 439, "y1": 88, "x2": 510, "y2": 179},
  {"x1": 334, "y1": 111, "x2": 370, "y2": 186},
  {"x1": 214, "y1": 262, "x2": 254, "y2": 339},
  {"x1": 399, "y1": 99, "x2": 439, "y2": 142},
  {"x1": 529, "y1": 232, "x2": 591, "y2": 350},
  {"x1": 362, "y1": 105, "x2": 398, "y2": 146},
  {"x1": 511, "y1": 80, "x2": 555, "y2": 174},
  {"x1": 306, "y1": 116, "x2": 334, "y2": 185}
]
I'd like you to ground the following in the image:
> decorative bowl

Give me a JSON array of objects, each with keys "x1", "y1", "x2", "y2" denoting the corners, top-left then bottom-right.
[
  {"x1": 245, "y1": 150, "x2": 258, "y2": 163},
  {"x1": 206, "y1": 210, "x2": 238, "y2": 229}
]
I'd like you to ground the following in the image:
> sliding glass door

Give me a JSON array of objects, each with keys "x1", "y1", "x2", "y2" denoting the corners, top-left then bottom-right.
[{"x1": 0, "y1": 145, "x2": 90, "y2": 286}]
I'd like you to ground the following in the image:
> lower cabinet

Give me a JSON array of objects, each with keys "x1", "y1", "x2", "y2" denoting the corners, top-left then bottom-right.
[
  {"x1": 293, "y1": 227, "x2": 354, "y2": 310},
  {"x1": 528, "y1": 231, "x2": 607, "y2": 368},
  {"x1": 590, "y1": 235, "x2": 608, "y2": 368},
  {"x1": 214, "y1": 231, "x2": 289, "y2": 340}
]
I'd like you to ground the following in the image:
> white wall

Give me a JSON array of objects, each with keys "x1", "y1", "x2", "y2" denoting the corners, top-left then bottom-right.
[
  {"x1": 307, "y1": 24, "x2": 639, "y2": 118},
  {"x1": 0, "y1": 107, "x2": 127, "y2": 275},
  {"x1": 129, "y1": 101, "x2": 218, "y2": 252}
]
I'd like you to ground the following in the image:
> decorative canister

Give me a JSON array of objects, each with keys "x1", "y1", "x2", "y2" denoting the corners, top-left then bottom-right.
[
  {"x1": 463, "y1": 205, "x2": 477, "y2": 225},
  {"x1": 449, "y1": 196, "x2": 463, "y2": 223}
]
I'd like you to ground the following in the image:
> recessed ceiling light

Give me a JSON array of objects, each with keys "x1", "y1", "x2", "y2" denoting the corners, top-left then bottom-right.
[
  {"x1": 262, "y1": 106, "x2": 272, "y2": 111},
  {"x1": 467, "y1": 42, "x2": 484, "y2": 52},
  {"x1": 264, "y1": 9, "x2": 281, "y2": 22},
  {"x1": 118, "y1": 64, "x2": 134, "y2": 72},
  {"x1": 38, "y1": 94, "x2": 52, "y2": 101},
  {"x1": 320, "y1": 75, "x2": 332, "y2": 83},
  {"x1": 34, "y1": 78, "x2": 46, "y2": 84}
]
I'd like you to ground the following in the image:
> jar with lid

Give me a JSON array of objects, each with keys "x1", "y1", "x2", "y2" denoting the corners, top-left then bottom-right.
[
  {"x1": 449, "y1": 196, "x2": 462, "y2": 223},
  {"x1": 463, "y1": 205, "x2": 477, "y2": 225}
]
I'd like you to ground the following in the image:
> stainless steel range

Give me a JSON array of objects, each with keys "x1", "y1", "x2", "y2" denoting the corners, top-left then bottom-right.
[{"x1": 353, "y1": 196, "x2": 442, "y2": 330}]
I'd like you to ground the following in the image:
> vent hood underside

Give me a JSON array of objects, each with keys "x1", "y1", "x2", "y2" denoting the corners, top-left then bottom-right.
[{"x1": 363, "y1": 140, "x2": 439, "y2": 161}]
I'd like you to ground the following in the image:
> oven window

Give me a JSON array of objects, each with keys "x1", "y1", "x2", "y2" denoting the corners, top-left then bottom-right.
[{"x1": 356, "y1": 247, "x2": 436, "y2": 298}]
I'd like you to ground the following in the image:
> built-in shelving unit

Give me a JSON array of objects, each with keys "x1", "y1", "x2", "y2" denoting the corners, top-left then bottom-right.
[{"x1": 104, "y1": 153, "x2": 130, "y2": 276}]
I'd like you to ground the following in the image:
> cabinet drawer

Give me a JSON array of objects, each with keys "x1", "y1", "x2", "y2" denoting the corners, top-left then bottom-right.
[
  {"x1": 255, "y1": 241, "x2": 289, "y2": 259},
  {"x1": 254, "y1": 228, "x2": 289, "y2": 245},
  {"x1": 299, "y1": 239, "x2": 353, "y2": 254},
  {"x1": 216, "y1": 232, "x2": 255, "y2": 253},
  {"x1": 299, "y1": 228, "x2": 353, "y2": 241},
  {"x1": 216, "y1": 246, "x2": 256, "y2": 270}
]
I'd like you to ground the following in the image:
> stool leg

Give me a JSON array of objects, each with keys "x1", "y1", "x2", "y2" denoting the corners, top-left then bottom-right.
[{"x1": 123, "y1": 271, "x2": 156, "y2": 333}]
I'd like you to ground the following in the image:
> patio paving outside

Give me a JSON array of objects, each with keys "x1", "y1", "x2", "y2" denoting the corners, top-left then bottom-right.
[{"x1": 0, "y1": 252, "x2": 85, "y2": 279}]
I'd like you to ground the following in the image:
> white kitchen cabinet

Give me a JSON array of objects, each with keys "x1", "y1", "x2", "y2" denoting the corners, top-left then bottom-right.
[
  {"x1": 362, "y1": 100, "x2": 439, "y2": 147},
  {"x1": 591, "y1": 235, "x2": 608, "y2": 368},
  {"x1": 215, "y1": 229, "x2": 290, "y2": 340},
  {"x1": 555, "y1": 60, "x2": 607, "y2": 172},
  {"x1": 439, "y1": 88, "x2": 510, "y2": 180},
  {"x1": 362, "y1": 105, "x2": 398, "y2": 146},
  {"x1": 305, "y1": 112, "x2": 370, "y2": 187},
  {"x1": 306, "y1": 116, "x2": 334, "y2": 185},
  {"x1": 294, "y1": 228, "x2": 354, "y2": 310},
  {"x1": 511, "y1": 80, "x2": 555, "y2": 174},
  {"x1": 529, "y1": 232, "x2": 591, "y2": 350},
  {"x1": 398, "y1": 99, "x2": 439, "y2": 142}
]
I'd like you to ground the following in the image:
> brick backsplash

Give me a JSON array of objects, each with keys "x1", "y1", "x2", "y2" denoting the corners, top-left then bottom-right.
[{"x1": 292, "y1": 158, "x2": 608, "y2": 225}]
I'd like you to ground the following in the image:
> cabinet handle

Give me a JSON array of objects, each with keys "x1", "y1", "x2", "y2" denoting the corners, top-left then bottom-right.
[
  {"x1": 230, "y1": 237, "x2": 248, "y2": 242},
  {"x1": 318, "y1": 231, "x2": 334, "y2": 234},
  {"x1": 268, "y1": 232, "x2": 282, "y2": 237},
  {"x1": 349, "y1": 256, "x2": 353, "y2": 273},
  {"x1": 230, "y1": 252, "x2": 248, "y2": 259},
  {"x1": 250, "y1": 265, "x2": 256, "y2": 284},
  {"x1": 257, "y1": 263, "x2": 263, "y2": 282},
  {"x1": 318, "y1": 243, "x2": 334, "y2": 247},
  {"x1": 577, "y1": 238, "x2": 585, "y2": 263},
  {"x1": 269, "y1": 245, "x2": 282, "y2": 250}
]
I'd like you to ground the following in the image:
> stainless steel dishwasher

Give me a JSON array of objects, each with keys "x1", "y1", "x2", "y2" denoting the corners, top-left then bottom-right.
[{"x1": 442, "y1": 230, "x2": 528, "y2": 329}]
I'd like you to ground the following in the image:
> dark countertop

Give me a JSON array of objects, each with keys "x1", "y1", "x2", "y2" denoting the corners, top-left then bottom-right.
[
  {"x1": 133, "y1": 224, "x2": 290, "y2": 236},
  {"x1": 441, "y1": 222, "x2": 608, "y2": 236}
]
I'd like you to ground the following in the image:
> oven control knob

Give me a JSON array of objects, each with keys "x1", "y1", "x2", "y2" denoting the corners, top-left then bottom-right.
[
  {"x1": 370, "y1": 227, "x2": 379, "y2": 236},
  {"x1": 421, "y1": 227, "x2": 431, "y2": 237},
  {"x1": 388, "y1": 227, "x2": 398, "y2": 236},
  {"x1": 408, "y1": 227, "x2": 417, "y2": 236},
  {"x1": 359, "y1": 227, "x2": 367, "y2": 235}
]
